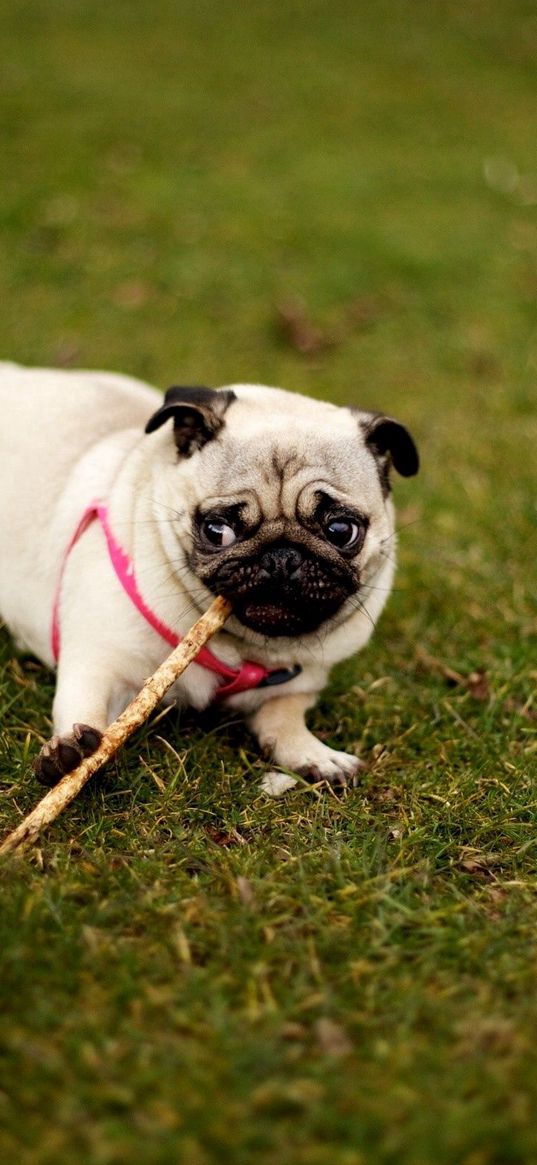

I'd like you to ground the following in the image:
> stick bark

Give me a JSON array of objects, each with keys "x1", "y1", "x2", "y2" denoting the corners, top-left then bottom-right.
[{"x1": 0, "y1": 596, "x2": 232, "y2": 857}]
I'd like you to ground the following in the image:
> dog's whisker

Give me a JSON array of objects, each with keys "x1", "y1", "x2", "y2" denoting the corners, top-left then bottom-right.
[
  {"x1": 347, "y1": 596, "x2": 377, "y2": 629},
  {"x1": 380, "y1": 516, "x2": 429, "y2": 544},
  {"x1": 360, "y1": 582, "x2": 404, "y2": 594},
  {"x1": 133, "y1": 556, "x2": 197, "y2": 581},
  {"x1": 149, "y1": 498, "x2": 186, "y2": 518},
  {"x1": 378, "y1": 548, "x2": 398, "y2": 568},
  {"x1": 110, "y1": 517, "x2": 184, "y2": 529}
]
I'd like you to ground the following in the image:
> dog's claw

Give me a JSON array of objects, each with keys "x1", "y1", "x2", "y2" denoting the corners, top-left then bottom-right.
[
  {"x1": 56, "y1": 739, "x2": 82, "y2": 773},
  {"x1": 295, "y1": 753, "x2": 364, "y2": 791},
  {"x1": 73, "y1": 723, "x2": 103, "y2": 753},
  {"x1": 300, "y1": 766, "x2": 348, "y2": 791},
  {"x1": 33, "y1": 724, "x2": 103, "y2": 787}
]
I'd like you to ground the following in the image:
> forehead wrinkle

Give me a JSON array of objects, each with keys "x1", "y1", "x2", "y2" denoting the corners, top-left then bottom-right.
[
  {"x1": 196, "y1": 429, "x2": 372, "y2": 521},
  {"x1": 202, "y1": 440, "x2": 305, "y2": 518}
]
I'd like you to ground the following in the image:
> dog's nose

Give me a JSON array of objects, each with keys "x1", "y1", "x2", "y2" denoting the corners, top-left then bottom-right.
[{"x1": 260, "y1": 545, "x2": 303, "y2": 581}]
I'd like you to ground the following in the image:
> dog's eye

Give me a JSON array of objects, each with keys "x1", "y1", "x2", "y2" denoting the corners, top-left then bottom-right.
[
  {"x1": 324, "y1": 518, "x2": 362, "y2": 550},
  {"x1": 202, "y1": 519, "x2": 237, "y2": 548}
]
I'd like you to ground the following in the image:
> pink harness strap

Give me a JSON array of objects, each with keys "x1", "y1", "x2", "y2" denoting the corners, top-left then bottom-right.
[{"x1": 50, "y1": 502, "x2": 272, "y2": 699}]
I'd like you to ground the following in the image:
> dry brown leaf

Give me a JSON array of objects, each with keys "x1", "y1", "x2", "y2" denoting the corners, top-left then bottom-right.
[
  {"x1": 276, "y1": 298, "x2": 331, "y2": 354},
  {"x1": 416, "y1": 649, "x2": 490, "y2": 701},
  {"x1": 315, "y1": 1017, "x2": 353, "y2": 1059},
  {"x1": 466, "y1": 670, "x2": 490, "y2": 701},
  {"x1": 276, "y1": 292, "x2": 389, "y2": 356},
  {"x1": 281, "y1": 1021, "x2": 307, "y2": 1041},
  {"x1": 205, "y1": 826, "x2": 247, "y2": 848},
  {"x1": 503, "y1": 696, "x2": 535, "y2": 721},
  {"x1": 458, "y1": 847, "x2": 500, "y2": 877},
  {"x1": 236, "y1": 876, "x2": 257, "y2": 909}
]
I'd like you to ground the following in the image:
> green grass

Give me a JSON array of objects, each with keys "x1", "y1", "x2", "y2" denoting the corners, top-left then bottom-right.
[{"x1": 0, "y1": 1, "x2": 536, "y2": 1161}]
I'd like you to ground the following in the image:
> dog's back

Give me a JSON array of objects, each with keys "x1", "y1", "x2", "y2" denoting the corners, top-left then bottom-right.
[{"x1": 0, "y1": 363, "x2": 158, "y2": 656}]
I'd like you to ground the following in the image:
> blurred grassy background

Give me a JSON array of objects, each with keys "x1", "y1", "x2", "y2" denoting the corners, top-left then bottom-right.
[{"x1": 0, "y1": 1, "x2": 536, "y2": 1163}]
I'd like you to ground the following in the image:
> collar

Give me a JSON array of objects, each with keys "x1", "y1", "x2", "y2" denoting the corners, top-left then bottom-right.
[{"x1": 51, "y1": 502, "x2": 301, "y2": 700}]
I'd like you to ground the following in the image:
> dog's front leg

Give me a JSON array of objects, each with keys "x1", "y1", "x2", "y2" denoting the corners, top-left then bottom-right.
[
  {"x1": 249, "y1": 692, "x2": 364, "y2": 789},
  {"x1": 34, "y1": 652, "x2": 115, "y2": 786}
]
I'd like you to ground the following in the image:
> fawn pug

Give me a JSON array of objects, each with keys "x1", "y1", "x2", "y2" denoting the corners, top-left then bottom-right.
[{"x1": 0, "y1": 364, "x2": 418, "y2": 786}]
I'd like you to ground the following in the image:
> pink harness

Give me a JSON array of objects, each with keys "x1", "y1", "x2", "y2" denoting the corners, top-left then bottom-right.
[{"x1": 51, "y1": 503, "x2": 300, "y2": 700}]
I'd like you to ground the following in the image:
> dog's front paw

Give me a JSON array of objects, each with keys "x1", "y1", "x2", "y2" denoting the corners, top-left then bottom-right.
[
  {"x1": 270, "y1": 738, "x2": 365, "y2": 790},
  {"x1": 296, "y1": 746, "x2": 365, "y2": 789},
  {"x1": 33, "y1": 723, "x2": 103, "y2": 787}
]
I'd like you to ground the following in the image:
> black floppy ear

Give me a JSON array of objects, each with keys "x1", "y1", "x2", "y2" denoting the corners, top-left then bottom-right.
[
  {"x1": 145, "y1": 386, "x2": 236, "y2": 456},
  {"x1": 360, "y1": 413, "x2": 419, "y2": 489}
]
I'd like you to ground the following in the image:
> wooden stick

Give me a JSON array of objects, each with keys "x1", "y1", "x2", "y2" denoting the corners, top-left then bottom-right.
[{"x1": 0, "y1": 596, "x2": 232, "y2": 857}]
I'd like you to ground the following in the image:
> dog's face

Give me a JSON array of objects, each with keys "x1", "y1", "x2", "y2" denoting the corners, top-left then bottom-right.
[{"x1": 146, "y1": 385, "x2": 418, "y2": 640}]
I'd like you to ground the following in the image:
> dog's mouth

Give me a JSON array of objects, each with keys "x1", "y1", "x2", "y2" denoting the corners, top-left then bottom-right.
[
  {"x1": 230, "y1": 590, "x2": 344, "y2": 636},
  {"x1": 243, "y1": 600, "x2": 295, "y2": 631},
  {"x1": 235, "y1": 598, "x2": 319, "y2": 636},
  {"x1": 201, "y1": 552, "x2": 356, "y2": 637}
]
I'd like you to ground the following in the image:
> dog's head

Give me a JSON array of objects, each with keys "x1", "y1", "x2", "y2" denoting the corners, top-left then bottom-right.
[{"x1": 145, "y1": 384, "x2": 418, "y2": 639}]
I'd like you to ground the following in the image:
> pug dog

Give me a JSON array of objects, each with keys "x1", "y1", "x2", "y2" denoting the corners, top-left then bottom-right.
[{"x1": 0, "y1": 362, "x2": 418, "y2": 788}]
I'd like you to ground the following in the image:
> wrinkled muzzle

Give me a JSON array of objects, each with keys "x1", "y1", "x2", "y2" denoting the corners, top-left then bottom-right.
[{"x1": 205, "y1": 542, "x2": 356, "y2": 636}]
